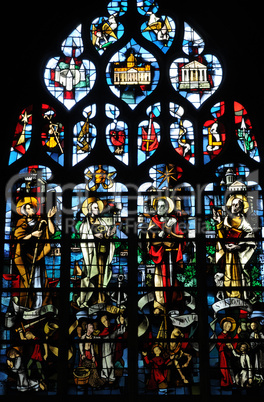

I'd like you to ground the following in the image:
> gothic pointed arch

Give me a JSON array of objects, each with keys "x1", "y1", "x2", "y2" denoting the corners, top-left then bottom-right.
[{"x1": 1, "y1": 1, "x2": 263, "y2": 399}]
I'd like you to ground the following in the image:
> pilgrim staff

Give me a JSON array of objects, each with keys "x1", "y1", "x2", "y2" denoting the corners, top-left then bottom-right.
[
  {"x1": 13, "y1": 198, "x2": 57, "y2": 309},
  {"x1": 25, "y1": 219, "x2": 47, "y2": 306}
]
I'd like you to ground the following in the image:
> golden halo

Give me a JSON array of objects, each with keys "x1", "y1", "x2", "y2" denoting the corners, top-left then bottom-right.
[
  {"x1": 152, "y1": 196, "x2": 174, "y2": 214},
  {"x1": 237, "y1": 342, "x2": 250, "y2": 352},
  {"x1": 220, "y1": 316, "x2": 236, "y2": 332},
  {"x1": 226, "y1": 194, "x2": 249, "y2": 214},
  {"x1": 81, "y1": 197, "x2": 104, "y2": 216},
  {"x1": 151, "y1": 343, "x2": 163, "y2": 352},
  {"x1": 16, "y1": 197, "x2": 38, "y2": 215}
]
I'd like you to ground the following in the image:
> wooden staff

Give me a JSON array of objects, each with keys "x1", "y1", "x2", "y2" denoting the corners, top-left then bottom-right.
[
  {"x1": 25, "y1": 220, "x2": 47, "y2": 306},
  {"x1": 52, "y1": 124, "x2": 64, "y2": 154}
]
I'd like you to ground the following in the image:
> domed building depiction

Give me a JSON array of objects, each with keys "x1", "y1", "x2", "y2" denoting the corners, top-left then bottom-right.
[
  {"x1": 1, "y1": 0, "x2": 263, "y2": 401},
  {"x1": 113, "y1": 51, "x2": 151, "y2": 86}
]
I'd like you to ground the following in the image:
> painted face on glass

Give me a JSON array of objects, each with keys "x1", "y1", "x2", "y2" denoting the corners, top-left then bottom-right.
[
  {"x1": 222, "y1": 320, "x2": 232, "y2": 332},
  {"x1": 25, "y1": 204, "x2": 35, "y2": 218},
  {"x1": 101, "y1": 315, "x2": 110, "y2": 328},
  {"x1": 86, "y1": 323, "x2": 94, "y2": 335},
  {"x1": 91, "y1": 202, "x2": 99, "y2": 217},
  {"x1": 156, "y1": 199, "x2": 168, "y2": 216},
  {"x1": 231, "y1": 198, "x2": 243, "y2": 215}
]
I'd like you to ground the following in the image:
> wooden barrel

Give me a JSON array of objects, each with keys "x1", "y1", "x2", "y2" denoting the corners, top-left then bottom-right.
[{"x1": 73, "y1": 367, "x2": 90, "y2": 385}]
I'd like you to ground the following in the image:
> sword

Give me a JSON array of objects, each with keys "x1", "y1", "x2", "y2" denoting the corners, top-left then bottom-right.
[
  {"x1": 15, "y1": 316, "x2": 47, "y2": 333},
  {"x1": 169, "y1": 250, "x2": 173, "y2": 287}
]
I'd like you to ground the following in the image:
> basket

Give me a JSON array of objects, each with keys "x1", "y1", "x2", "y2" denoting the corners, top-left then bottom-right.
[{"x1": 73, "y1": 367, "x2": 90, "y2": 385}]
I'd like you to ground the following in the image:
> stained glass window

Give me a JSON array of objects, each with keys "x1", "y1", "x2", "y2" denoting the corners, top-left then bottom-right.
[{"x1": 1, "y1": 0, "x2": 263, "y2": 399}]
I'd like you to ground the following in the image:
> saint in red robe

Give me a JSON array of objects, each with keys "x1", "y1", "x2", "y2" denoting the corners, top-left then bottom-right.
[
  {"x1": 216, "y1": 331, "x2": 239, "y2": 387},
  {"x1": 147, "y1": 213, "x2": 185, "y2": 312}
]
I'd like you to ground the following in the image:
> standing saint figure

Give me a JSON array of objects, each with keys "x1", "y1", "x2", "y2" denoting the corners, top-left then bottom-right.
[
  {"x1": 146, "y1": 196, "x2": 185, "y2": 314},
  {"x1": 216, "y1": 317, "x2": 240, "y2": 388},
  {"x1": 213, "y1": 194, "x2": 256, "y2": 299},
  {"x1": 13, "y1": 197, "x2": 57, "y2": 309},
  {"x1": 77, "y1": 197, "x2": 116, "y2": 307},
  {"x1": 98, "y1": 314, "x2": 126, "y2": 384}
]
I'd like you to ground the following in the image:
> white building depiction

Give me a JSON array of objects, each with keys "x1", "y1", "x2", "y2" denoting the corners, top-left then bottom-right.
[
  {"x1": 179, "y1": 60, "x2": 210, "y2": 90},
  {"x1": 55, "y1": 58, "x2": 86, "y2": 91}
]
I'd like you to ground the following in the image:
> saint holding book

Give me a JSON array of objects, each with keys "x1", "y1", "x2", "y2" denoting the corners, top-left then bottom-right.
[{"x1": 213, "y1": 194, "x2": 256, "y2": 299}]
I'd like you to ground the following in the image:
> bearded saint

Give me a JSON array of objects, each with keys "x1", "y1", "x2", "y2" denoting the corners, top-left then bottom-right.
[
  {"x1": 13, "y1": 197, "x2": 57, "y2": 309},
  {"x1": 77, "y1": 197, "x2": 116, "y2": 307},
  {"x1": 213, "y1": 194, "x2": 256, "y2": 299}
]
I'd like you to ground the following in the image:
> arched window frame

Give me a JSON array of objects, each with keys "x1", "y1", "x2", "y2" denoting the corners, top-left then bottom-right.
[{"x1": 1, "y1": 2, "x2": 263, "y2": 401}]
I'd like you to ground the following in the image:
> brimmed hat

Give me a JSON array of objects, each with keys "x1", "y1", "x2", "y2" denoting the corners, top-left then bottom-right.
[
  {"x1": 16, "y1": 197, "x2": 38, "y2": 215},
  {"x1": 44, "y1": 321, "x2": 59, "y2": 336}
]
